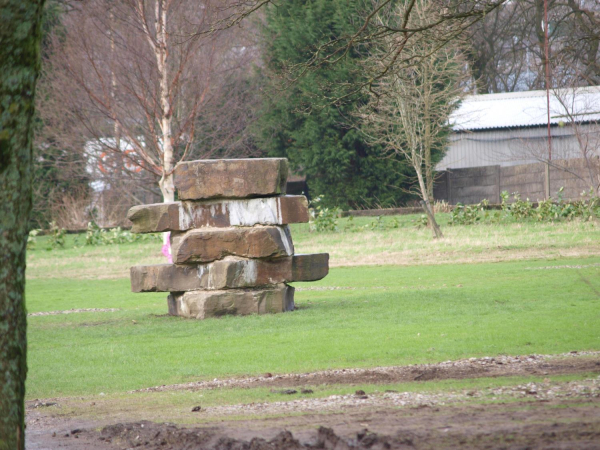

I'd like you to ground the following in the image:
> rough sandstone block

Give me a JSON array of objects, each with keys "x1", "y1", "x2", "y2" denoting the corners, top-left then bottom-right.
[
  {"x1": 127, "y1": 196, "x2": 309, "y2": 233},
  {"x1": 167, "y1": 293, "x2": 179, "y2": 316},
  {"x1": 130, "y1": 253, "x2": 329, "y2": 292},
  {"x1": 170, "y1": 226, "x2": 294, "y2": 264},
  {"x1": 174, "y1": 158, "x2": 288, "y2": 200},
  {"x1": 169, "y1": 284, "x2": 295, "y2": 319}
]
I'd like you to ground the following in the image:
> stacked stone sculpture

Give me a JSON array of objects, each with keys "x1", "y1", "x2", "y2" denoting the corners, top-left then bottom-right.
[{"x1": 127, "y1": 158, "x2": 329, "y2": 319}]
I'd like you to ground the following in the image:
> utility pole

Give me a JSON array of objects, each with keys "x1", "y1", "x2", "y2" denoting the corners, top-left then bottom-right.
[{"x1": 544, "y1": 0, "x2": 552, "y2": 199}]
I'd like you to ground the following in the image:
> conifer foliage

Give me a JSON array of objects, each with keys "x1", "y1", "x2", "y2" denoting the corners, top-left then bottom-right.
[{"x1": 256, "y1": 0, "x2": 412, "y2": 209}]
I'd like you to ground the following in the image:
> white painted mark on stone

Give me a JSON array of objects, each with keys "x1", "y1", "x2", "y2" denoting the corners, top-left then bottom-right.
[
  {"x1": 178, "y1": 203, "x2": 193, "y2": 230},
  {"x1": 240, "y1": 259, "x2": 258, "y2": 286},
  {"x1": 227, "y1": 198, "x2": 280, "y2": 226},
  {"x1": 196, "y1": 264, "x2": 208, "y2": 285},
  {"x1": 277, "y1": 226, "x2": 294, "y2": 256},
  {"x1": 206, "y1": 263, "x2": 217, "y2": 290},
  {"x1": 178, "y1": 297, "x2": 189, "y2": 316},
  {"x1": 178, "y1": 198, "x2": 284, "y2": 230}
]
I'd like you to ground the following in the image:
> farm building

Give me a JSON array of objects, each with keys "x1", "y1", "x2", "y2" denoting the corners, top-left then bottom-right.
[{"x1": 434, "y1": 86, "x2": 600, "y2": 204}]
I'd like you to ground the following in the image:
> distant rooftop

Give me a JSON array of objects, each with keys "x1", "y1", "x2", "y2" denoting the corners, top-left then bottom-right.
[{"x1": 451, "y1": 86, "x2": 600, "y2": 131}]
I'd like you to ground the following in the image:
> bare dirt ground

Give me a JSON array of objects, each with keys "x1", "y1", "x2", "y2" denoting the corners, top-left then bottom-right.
[
  {"x1": 29, "y1": 399, "x2": 600, "y2": 449},
  {"x1": 26, "y1": 353, "x2": 600, "y2": 449}
]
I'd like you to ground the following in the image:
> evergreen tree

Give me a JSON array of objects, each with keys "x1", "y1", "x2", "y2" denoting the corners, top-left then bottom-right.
[{"x1": 256, "y1": 0, "x2": 412, "y2": 209}]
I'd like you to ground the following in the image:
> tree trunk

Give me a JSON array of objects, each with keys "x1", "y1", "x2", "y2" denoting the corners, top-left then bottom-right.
[
  {"x1": 415, "y1": 164, "x2": 443, "y2": 239},
  {"x1": 423, "y1": 68, "x2": 434, "y2": 202},
  {"x1": 156, "y1": 0, "x2": 175, "y2": 260},
  {"x1": 156, "y1": 0, "x2": 174, "y2": 205},
  {"x1": 0, "y1": 1, "x2": 45, "y2": 449},
  {"x1": 424, "y1": 140, "x2": 434, "y2": 202}
]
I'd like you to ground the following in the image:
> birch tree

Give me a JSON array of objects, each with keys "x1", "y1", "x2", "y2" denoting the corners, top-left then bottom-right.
[
  {"x1": 42, "y1": 0, "x2": 258, "y2": 204},
  {"x1": 359, "y1": 0, "x2": 468, "y2": 238},
  {"x1": 0, "y1": 1, "x2": 45, "y2": 448}
]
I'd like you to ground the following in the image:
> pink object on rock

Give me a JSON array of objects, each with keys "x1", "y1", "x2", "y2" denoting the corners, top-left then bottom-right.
[{"x1": 161, "y1": 232, "x2": 173, "y2": 263}]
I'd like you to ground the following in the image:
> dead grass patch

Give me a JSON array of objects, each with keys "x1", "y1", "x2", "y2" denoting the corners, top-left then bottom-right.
[{"x1": 26, "y1": 218, "x2": 600, "y2": 279}]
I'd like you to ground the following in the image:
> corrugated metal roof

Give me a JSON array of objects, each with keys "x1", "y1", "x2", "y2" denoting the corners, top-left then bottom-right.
[{"x1": 451, "y1": 86, "x2": 600, "y2": 131}]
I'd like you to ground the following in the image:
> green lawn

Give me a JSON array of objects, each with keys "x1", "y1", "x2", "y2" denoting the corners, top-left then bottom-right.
[{"x1": 26, "y1": 235, "x2": 600, "y2": 398}]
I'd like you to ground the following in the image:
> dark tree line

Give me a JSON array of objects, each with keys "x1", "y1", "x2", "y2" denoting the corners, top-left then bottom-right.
[{"x1": 30, "y1": 0, "x2": 600, "y2": 220}]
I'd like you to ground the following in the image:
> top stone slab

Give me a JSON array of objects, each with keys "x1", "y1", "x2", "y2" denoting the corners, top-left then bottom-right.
[{"x1": 174, "y1": 158, "x2": 288, "y2": 200}]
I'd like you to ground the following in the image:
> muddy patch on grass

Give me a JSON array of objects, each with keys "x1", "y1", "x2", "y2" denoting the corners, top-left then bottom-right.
[
  {"x1": 25, "y1": 353, "x2": 600, "y2": 449},
  {"x1": 35, "y1": 397, "x2": 600, "y2": 449},
  {"x1": 133, "y1": 351, "x2": 600, "y2": 393}
]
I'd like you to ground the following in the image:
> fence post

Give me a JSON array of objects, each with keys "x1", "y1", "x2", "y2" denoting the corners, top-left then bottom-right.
[
  {"x1": 447, "y1": 169, "x2": 453, "y2": 205},
  {"x1": 496, "y1": 165, "x2": 501, "y2": 204},
  {"x1": 545, "y1": 162, "x2": 550, "y2": 199}
]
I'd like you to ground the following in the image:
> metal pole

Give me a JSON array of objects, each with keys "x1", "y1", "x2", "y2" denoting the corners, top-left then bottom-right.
[{"x1": 544, "y1": 0, "x2": 552, "y2": 199}]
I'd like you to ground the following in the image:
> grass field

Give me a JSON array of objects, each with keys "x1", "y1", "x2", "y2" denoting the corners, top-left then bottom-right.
[
  {"x1": 26, "y1": 215, "x2": 600, "y2": 400},
  {"x1": 26, "y1": 214, "x2": 600, "y2": 279}
]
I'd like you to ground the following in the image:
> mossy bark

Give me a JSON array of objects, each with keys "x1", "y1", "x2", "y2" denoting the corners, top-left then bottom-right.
[{"x1": 0, "y1": 1, "x2": 45, "y2": 449}]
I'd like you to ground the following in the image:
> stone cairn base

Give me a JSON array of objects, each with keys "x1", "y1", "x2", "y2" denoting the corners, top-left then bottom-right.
[{"x1": 128, "y1": 158, "x2": 329, "y2": 319}]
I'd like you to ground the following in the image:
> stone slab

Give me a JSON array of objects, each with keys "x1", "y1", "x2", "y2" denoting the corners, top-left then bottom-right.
[
  {"x1": 127, "y1": 196, "x2": 309, "y2": 233},
  {"x1": 130, "y1": 253, "x2": 329, "y2": 292},
  {"x1": 174, "y1": 158, "x2": 288, "y2": 200},
  {"x1": 169, "y1": 284, "x2": 295, "y2": 319},
  {"x1": 167, "y1": 293, "x2": 179, "y2": 316},
  {"x1": 170, "y1": 226, "x2": 294, "y2": 264}
]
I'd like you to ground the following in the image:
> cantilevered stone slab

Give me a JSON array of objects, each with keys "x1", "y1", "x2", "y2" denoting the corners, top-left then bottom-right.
[
  {"x1": 174, "y1": 158, "x2": 288, "y2": 200},
  {"x1": 131, "y1": 253, "x2": 329, "y2": 292},
  {"x1": 127, "y1": 196, "x2": 309, "y2": 233},
  {"x1": 168, "y1": 284, "x2": 295, "y2": 319},
  {"x1": 170, "y1": 226, "x2": 294, "y2": 264}
]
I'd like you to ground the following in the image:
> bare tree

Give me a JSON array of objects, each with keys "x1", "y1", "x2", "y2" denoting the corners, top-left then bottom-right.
[
  {"x1": 187, "y1": 0, "x2": 506, "y2": 100},
  {"x1": 467, "y1": 2, "x2": 535, "y2": 92},
  {"x1": 359, "y1": 0, "x2": 469, "y2": 238},
  {"x1": 552, "y1": 87, "x2": 600, "y2": 196},
  {"x1": 40, "y1": 0, "x2": 259, "y2": 205},
  {"x1": 505, "y1": 87, "x2": 600, "y2": 197},
  {"x1": 468, "y1": 0, "x2": 600, "y2": 93},
  {"x1": 277, "y1": 0, "x2": 505, "y2": 102}
]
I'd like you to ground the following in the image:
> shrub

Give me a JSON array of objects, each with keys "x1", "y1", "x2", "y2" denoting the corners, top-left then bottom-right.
[
  {"x1": 509, "y1": 193, "x2": 533, "y2": 220},
  {"x1": 451, "y1": 200, "x2": 489, "y2": 225},
  {"x1": 85, "y1": 221, "x2": 161, "y2": 246},
  {"x1": 309, "y1": 197, "x2": 341, "y2": 232},
  {"x1": 46, "y1": 221, "x2": 66, "y2": 250},
  {"x1": 467, "y1": 188, "x2": 599, "y2": 225},
  {"x1": 27, "y1": 229, "x2": 41, "y2": 250}
]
